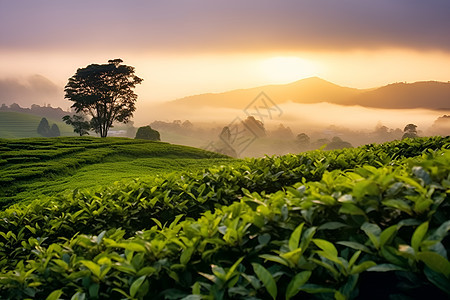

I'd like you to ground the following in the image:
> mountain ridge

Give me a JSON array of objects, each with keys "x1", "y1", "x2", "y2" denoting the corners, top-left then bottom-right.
[{"x1": 169, "y1": 77, "x2": 450, "y2": 110}]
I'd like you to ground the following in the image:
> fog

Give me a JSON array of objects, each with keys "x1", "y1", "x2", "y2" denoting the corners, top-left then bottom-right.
[
  {"x1": 0, "y1": 75, "x2": 64, "y2": 108},
  {"x1": 134, "y1": 101, "x2": 449, "y2": 157}
]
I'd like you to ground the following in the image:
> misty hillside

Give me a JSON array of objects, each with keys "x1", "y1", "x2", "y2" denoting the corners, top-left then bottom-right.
[
  {"x1": 353, "y1": 81, "x2": 450, "y2": 109},
  {"x1": 169, "y1": 77, "x2": 450, "y2": 110},
  {"x1": 171, "y1": 77, "x2": 364, "y2": 108}
]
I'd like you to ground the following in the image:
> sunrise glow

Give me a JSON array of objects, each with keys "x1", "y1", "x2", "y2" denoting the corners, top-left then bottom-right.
[{"x1": 259, "y1": 56, "x2": 319, "y2": 83}]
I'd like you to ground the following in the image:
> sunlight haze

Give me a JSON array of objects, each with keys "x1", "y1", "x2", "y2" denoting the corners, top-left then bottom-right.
[{"x1": 1, "y1": 0, "x2": 450, "y2": 134}]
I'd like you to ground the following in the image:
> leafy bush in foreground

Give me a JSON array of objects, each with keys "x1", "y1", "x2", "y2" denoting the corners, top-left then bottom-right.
[{"x1": 0, "y1": 137, "x2": 449, "y2": 299}]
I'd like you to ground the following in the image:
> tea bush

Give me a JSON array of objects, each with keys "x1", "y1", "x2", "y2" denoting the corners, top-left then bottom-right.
[{"x1": 0, "y1": 136, "x2": 448, "y2": 299}]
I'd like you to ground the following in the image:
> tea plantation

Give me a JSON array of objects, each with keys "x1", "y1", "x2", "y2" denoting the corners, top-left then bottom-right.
[
  {"x1": 0, "y1": 136, "x2": 449, "y2": 299},
  {"x1": 0, "y1": 137, "x2": 231, "y2": 207}
]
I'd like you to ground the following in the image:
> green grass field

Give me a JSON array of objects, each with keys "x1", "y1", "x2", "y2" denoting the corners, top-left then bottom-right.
[
  {"x1": 0, "y1": 111, "x2": 76, "y2": 138},
  {"x1": 0, "y1": 136, "x2": 234, "y2": 207}
]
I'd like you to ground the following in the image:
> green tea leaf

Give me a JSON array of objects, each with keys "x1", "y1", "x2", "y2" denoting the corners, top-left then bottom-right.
[
  {"x1": 289, "y1": 223, "x2": 304, "y2": 251},
  {"x1": 417, "y1": 251, "x2": 450, "y2": 277},
  {"x1": 339, "y1": 203, "x2": 366, "y2": 217},
  {"x1": 80, "y1": 260, "x2": 101, "y2": 277},
  {"x1": 361, "y1": 223, "x2": 381, "y2": 249},
  {"x1": 350, "y1": 261, "x2": 376, "y2": 274},
  {"x1": 428, "y1": 220, "x2": 450, "y2": 242},
  {"x1": 337, "y1": 241, "x2": 372, "y2": 254},
  {"x1": 367, "y1": 264, "x2": 406, "y2": 272},
  {"x1": 89, "y1": 283, "x2": 99, "y2": 299},
  {"x1": 313, "y1": 239, "x2": 338, "y2": 257},
  {"x1": 226, "y1": 256, "x2": 244, "y2": 281},
  {"x1": 379, "y1": 225, "x2": 397, "y2": 248},
  {"x1": 252, "y1": 263, "x2": 277, "y2": 300},
  {"x1": 318, "y1": 222, "x2": 349, "y2": 230},
  {"x1": 299, "y1": 283, "x2": 335, "y2": 294},
  {"x1": 424, "y1": 267, "x2": 450, "y2": 295},
  {"x1": 285, "y1": 271, "x2": 311, "y2": 300},
  {"x1": 70, "y1": 292, "x2": 86, "y2": 300},
  {"x1": 130, "y1": 275, "x2": 146, "y2": 298},
  {"x1": 46, "y1": 290, "x2": 63, "y2": 300},
  {"x1": 180, "y1": 247, "x2": 194, "y2": 265},
  {"x1": 382, "y1": 199, "x2": 413, "y2": 215},
  {"x1": 411, "y1": 222, "x2": 429, "y2": 252},
  {"x1": 259, "y1": 254, "x2": 290, "y2": 267}
]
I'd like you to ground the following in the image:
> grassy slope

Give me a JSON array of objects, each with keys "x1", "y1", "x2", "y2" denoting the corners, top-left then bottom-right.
[
  {"x1": 0, "y1": 136, "x2": 234, "y2": 206},
  {"x1": 0, "y1": 111, "x2": 75, "y2": 138}
]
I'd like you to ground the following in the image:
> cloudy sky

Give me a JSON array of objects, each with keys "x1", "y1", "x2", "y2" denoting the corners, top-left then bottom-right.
[{"x1": 1, "y1": 0, "x2": 450, "y2": 109}]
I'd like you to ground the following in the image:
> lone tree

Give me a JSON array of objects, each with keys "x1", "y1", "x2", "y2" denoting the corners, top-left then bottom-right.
[
  {"x1": 402, "y1": 123, "x2": 418, "y2": 139},
  {"x1": 64, "y1": 59, "x2": 143, "y2": 137}
]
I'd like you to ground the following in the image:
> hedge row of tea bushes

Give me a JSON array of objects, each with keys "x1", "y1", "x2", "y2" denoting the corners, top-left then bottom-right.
[{"x1": 0, "y1": 137, "x2": 449, "y2": 299}]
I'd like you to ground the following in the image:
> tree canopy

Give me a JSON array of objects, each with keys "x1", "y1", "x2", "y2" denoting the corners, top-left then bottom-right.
[
  {"x1": 402, "y1": 123, "x2": 418, "y2": 139},
  {"x1": 64, "y1": 59, "x2": 143, "y2": 137}
]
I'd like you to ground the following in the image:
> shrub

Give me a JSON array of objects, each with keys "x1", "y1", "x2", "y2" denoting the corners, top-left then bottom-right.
[{"x1": 135, "y1": 126, "x2": 160, "y2": 141}]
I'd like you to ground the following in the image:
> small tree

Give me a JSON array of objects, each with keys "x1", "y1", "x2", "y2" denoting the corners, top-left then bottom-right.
[
  {"x1": 135, "y1": 126, "x2": 160, "y2": 141},
  {"x1": 64, "y1": 59, "x2": 143, "y2": 137},
  {"x1": 63, "y1": 115, "x2": 90, "y2": 136},
  {"x1": 402, "y1": 123, "x2": 418, "y2": 139},
  {"x1": 49, "y1": 124, "x2": 60, "y2": 137},
  {"x1": 37, "y1": 118, "x2": 50, "y2": 137},
  {"x1": 325, "y1": 136, "x2": 353, "y2": 150},
  {"x1": 296, "y1": 133, "x2": 310, "y2": 150},
  {"x1": 242, "y1": 116, "x2": 266, "y2": 137}
]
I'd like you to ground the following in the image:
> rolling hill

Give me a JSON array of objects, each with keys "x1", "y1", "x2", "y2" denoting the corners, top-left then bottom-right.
[
  {"x1": 169, "y1": 77, "x2": 450, "y2": 110},
  {"x1": 352, "y1": 81, "x2": 450, "y2": 109},
  {"x1": 0, "y1": 136, "x2": 232, "y2": 206}
]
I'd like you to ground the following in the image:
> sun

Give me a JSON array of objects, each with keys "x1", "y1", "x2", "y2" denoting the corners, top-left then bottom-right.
[{"x1": 260, "y1": 56, "x2": 319, "y2": 83}]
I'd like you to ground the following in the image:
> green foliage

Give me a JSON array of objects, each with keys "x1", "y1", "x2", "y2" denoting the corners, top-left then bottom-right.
[
  {"x1": 0, "y1": 136, "x2": 449, "y2": 299},
  {"x1": 62, "y1": 114, "x2": 90, "y2": 136},
  {"x1": 135, "y1": 126, "x2": 160, "y2": 141}
]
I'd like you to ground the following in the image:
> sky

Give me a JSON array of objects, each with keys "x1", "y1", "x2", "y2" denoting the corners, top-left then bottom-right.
[{"x1": 1, "y1": 0, "x2": 450, "y2": 114}]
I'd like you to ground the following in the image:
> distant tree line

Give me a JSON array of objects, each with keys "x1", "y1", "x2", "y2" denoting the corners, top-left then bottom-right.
[{"x1": 0, "y1": 103, "x2": 69, "y2": 120}]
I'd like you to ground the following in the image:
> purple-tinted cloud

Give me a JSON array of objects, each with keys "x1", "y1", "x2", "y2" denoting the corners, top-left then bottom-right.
[{"x1": 1, "y1": 0, "x2": 450, "y2": 52}]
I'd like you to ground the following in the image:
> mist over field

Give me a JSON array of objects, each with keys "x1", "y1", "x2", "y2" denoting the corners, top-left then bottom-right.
[
  {"x1": 134, "y1": 99, "x2": 448, "y2": 157},
  {"x1": 139, "y1": 101, "x2": 444, "y2": 131}
]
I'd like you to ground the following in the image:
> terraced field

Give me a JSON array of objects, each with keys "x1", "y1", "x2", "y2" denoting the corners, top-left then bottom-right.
[{"x1": 0, "y1": 137, "x2": 231, "y2": 206}]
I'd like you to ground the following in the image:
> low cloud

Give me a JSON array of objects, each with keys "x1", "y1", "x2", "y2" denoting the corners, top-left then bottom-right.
[
  {"x1": 136, "y1": 101, "x2": 447, "y2": 135},
  {"x1": 0, "y1": 75, "x2": 64, "y2": 107}
]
